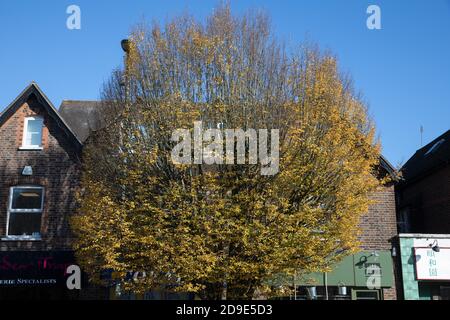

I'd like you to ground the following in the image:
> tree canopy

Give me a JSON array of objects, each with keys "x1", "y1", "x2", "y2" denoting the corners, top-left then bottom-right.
[{"x1": 72, "y1": 4, "x2": 381, "y2": 299}]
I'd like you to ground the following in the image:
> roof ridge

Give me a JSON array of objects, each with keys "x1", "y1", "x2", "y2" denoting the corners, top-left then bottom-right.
[
  {"x1": 61, "y1": 99, "x2": 100, "y2": 102},
  {"x1": 400, "y1": 129, "x2": 450, "y2": 183},
  {"x1": 417, "y1": 129, "x2": 450, "y2": 152}
]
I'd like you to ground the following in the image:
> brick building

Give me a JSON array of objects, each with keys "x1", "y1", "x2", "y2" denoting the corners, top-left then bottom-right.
[
  {"x1": 396, "y1": 129, "x2": 450, "y2": 234},
  {"x1": 396, "y1": 129, "x2": 450, "y2": 300},
  {"x1": 0, "y1": 83, "x2": 105, "y2": 299},
  {"x1": 359, "y1": 157, "x2": 400, "y2": 300}
]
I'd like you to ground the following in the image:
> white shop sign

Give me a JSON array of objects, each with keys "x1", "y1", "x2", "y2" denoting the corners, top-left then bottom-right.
[{"x1": 414, "y1": 248, "x2": 450, "y2": 281}]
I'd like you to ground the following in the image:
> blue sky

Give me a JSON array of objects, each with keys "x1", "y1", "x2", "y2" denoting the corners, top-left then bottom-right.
[{"x1": 0, "y1": 0, "x2": 449, "y2": 167}]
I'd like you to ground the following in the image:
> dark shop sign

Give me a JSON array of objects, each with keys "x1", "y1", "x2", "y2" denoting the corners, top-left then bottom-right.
[{"x1": 0, "y1": 251, "x2": 75, "y2": 286}]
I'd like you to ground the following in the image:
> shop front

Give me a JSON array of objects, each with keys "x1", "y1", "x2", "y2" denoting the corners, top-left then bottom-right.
[
  {"x1": 271, "y1": 250, "x2": 395, "y2": 300},
  {"x1": 0, "y1": 251, "x2": 82, "y2": 300},
  {"x1": 399, "y1": 234, "x2": 450, "y2": 300}
]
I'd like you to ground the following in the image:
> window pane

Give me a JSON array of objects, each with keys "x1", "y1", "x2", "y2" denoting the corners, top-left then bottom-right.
[
  {"x1": 11, "y1": 188, "x2": 43, "y2": 210},
  {"x1": 8, "y1": 212, "x2": 42, "y2": 236},
  {"x1": 25, "y1": 118, "x2": 43, "y2": 146},
  {"x1": 27, "y1": 118, "x2": 43, "y2": 133},
  {"x1": 28, "y1": 132, "x2": 42, "y2": 146}
]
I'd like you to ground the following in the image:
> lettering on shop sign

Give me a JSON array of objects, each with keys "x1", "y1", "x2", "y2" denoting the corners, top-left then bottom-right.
[
  {"x1": 0, "y1": 278, "x2": 57, "y2": 286},
  {"x1": 415, "y1": 248, "x2": 450, "y2": 280},
  {"x1": 0, "y1": 255, "x2": 71, "y2": 274},
  {"x1": 0, "y1": 252, "x2": 80, "y2": 288}
]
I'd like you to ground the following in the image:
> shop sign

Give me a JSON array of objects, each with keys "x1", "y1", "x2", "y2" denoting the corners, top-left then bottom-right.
[
  {"x1": 414, "y1": 248, "x2": 450, "y2": 280},
  {"x1": 0, "y1": 251, "x2": 75, "y2": 286}
]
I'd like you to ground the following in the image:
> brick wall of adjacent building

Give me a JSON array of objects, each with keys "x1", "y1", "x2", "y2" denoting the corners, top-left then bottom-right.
[
  {"x1": 359, "y1": 182, "x2": 400, "y2": 300},
  {"x1": 0, "y1": 95, "x2": 81, "y2": 251},
  {"x1": 396, "y1": 165, "x2": 450, "y2": 234},
  {"x1": 360, "y1": 184, "x2": 398, "y2": 250}
]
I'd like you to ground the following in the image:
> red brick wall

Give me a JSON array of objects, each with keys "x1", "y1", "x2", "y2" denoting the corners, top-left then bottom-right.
[
  {"x1": 359, "y1": 184, "x2": 398, "y2": 251},
  {"x1": 359, "y1": 183, "x2": 399, "y2": 300},
  {"x1": 382, "y1": 287, "x2": 397, "y2": 300},
  {"x1": 0, "y1": 95, "x2": 81, "y2": 251}
]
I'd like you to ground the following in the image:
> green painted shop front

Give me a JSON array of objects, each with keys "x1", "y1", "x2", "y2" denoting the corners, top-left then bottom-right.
[{"x1": 272, "y1": 250, "x2": 394, "y2": 300}]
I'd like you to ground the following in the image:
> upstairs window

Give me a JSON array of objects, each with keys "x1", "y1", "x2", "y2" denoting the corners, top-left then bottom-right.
[
  {"x1": 21, "y1": 116, "x2": 44, "y2": 149},
  {"x1": 6, "y1": 186, "x2": 44, "y2": 239}
]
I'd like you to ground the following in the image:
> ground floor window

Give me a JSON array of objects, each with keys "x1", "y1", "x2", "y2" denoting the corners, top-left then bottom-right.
[
  {"x1": 277, "y1": 286, "x2": 383, "y2": 300},
  {"x1": 419, "y1": 282, "x2": 450, "y2": 300},
  {"x1": 351, "y1": 289, "x2": 382, "y2": 300}
]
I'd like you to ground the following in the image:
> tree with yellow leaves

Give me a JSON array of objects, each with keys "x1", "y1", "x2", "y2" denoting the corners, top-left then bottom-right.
[{"x1": 72, "y1": 4, "x2": 381, "y2": 299}]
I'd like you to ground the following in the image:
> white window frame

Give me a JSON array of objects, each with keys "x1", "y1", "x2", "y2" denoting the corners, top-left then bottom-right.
[
  {"x1": 20, "y1": 116, "x2": 44, "y2": 150},
  {"x1": 4, "y1": 186, "x2": 44, "y2": 240}
]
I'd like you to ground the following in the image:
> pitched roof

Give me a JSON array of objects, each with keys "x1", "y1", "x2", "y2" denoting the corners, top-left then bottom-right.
[
  {"x1": 379, "y1": 154, "x2": 397, "y2": 180},
  {"x1": 400, "y1": 129, "x2": 450, "y2": 184},
  {"x1": 0, "y1": 82, "x2": 82, "y2": 149},
  {"x1": 59, "y1": 100, "x2": 104, "y2": 142}
]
